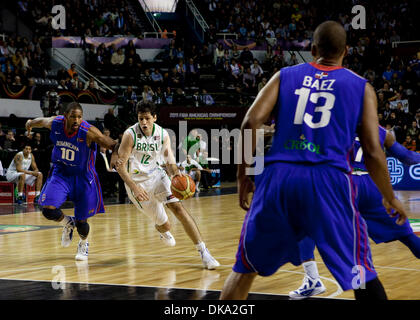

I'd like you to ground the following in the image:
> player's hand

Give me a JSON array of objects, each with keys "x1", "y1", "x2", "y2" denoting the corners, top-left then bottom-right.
[
  {"x1": 237, "y1": 175, "x2": 255, "y2": 211},
  {"x1": 25, "y1": 120, "x2": 32, "y2": 133},
  {"x1": 115, "y1": 158, "x2": 124, "y2": 169},
  {"x1": 133, "y1": 185, "x2": 149, "y2": 202},
  {"x1": 383, "y1": 198, "x2": 407, "y2": 225}
]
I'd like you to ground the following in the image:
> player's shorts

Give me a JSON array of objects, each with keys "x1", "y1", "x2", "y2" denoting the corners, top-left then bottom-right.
[
  {"x1": 125, "y1": 167, "x2": 179, "y2": 226},
  {"x1": 39, "y1": 166, "x2": 105, "y2": 220},
  {"x1": 233, "y1": 162, "x2": 377, "y2": 291},
  {"x1": 6, "y1": 171, "x2": 36, "y2": 186},
  {"x1": 353, "y1": 174, "x2": 413, "y2": 243}
]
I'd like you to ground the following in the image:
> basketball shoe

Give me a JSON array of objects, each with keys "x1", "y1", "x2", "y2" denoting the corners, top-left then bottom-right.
[
  {"x1": 288, "y1": 275, "x2": 326, "y2": 300},
  {"x1": 200, "y1": 248, "x2": 220, "y2": 270},
  {"x1": 75, "y1": 240, "x2": 89, "y2": 261},
  {"x1": 159, "y1": 231, "x2": 176, "y2": 247},
  {"x1": 61, "y1": 216, "x2": 75, "y2": 247}
]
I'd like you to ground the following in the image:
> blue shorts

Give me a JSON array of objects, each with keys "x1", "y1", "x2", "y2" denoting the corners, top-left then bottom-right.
[
  {"x1": 354, "y1": 174, "x2": 413, "y2": 243},
  {"x1": 39, "y1": 166, "x2": 105, "y2": 220},
  {"x1": 233, "y1": 162, "x2": 377, "y2": 291}
]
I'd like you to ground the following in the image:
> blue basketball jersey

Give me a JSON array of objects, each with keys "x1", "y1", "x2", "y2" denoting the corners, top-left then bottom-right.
[
  {"x1": 264, "y1": 62, "x2": 367, "y2": 172},
  {"x1": 351, "y1": 126, "x2": 387, "y2": 172},
  {"x1": 50, "y1": 115, "x2": 97, "y2": 176}
]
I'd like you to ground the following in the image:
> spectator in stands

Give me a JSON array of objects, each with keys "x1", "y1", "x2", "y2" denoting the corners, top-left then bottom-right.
[
  {"x1": 121, "y1": 86, "x2": 137, "y2": 112},
  {"x1": 124, "y1": 57, "x2": 140, "y2": 78},
  {"x1": 407, "y1": 121, "x2": 419, "y2": 139},
  {"x1": 214, "y1": 43, "x2": 225, "y2": 66},
  {"x1": 151, "y1": 68, "x2": 164, "y2": 88},
  {"x1": 153, "y1": 86, "x2": 165, "y2": 105},
  {"x1": 0, "y1": 122, "x2": 5, "y2": 138},
  {"x1": 239, "y1": 47, "x2": 254, "y2": 68},
  {"x1": 250, "y1": 59, "x2": 264, "y2": 82},
  {"x1": 67, "y1": 63, "x2": 77, "y2": 79},
  {"x1": 231, "y1": 44, "x2": 240, "y2": 61},
  {"x1": 111, "y1": 48, "x2": 125, "y2": 71},
  {"x1": 163, "y1": 87, "x2": 173, "y2": 105},
  {"x1": 1, "y1": 130, "x2": 18, "y2": 152},
  {"x1": 242, "y1": 67, "x2": 256, "y2": 93},
  {"x1": 125, "y1": 48, "x2": 142, "y2": 70},
  {"x1": 403, "y1": 135, "x2": 416, "y2": 151},
  {"x1": 175, "y1": 59, "x2": 187, "y2": 80},
  {"x1": 200, "y1": 89, "x2": 214, "y2": 106},
  {"x1": 265, "y1": 33, "x2": 277, "y2": 47},
  {"x1": 258, "y1": 77, "x2": 267, "y2": 92},
  {"x1": 378, "y1": 82, "x2": 394, "y2": 101},
  {"x1": 173, "y1": 88, "x2": 187, "y2": 105},
  {"x1": 141, "y1": 85, "x2": 154, "y2": 102},
  {"x1": 230, "y1": 58, "x2": 243, "y2": 86},
  {"x1": 363, "y1": 67, "x2": 376, "y2": 85},
  {"x1": 186, "y1": 58, "x2": 200, "y2": 87},
  {"x1": 382, "y1": 65, "x2": 394, "y2": 81},
  {"x1": 30, "y1": 132, "x2": 45, "y2": 153},
  {"x1": 169, "y1": 67, "x2": 183, "y2": 89}
]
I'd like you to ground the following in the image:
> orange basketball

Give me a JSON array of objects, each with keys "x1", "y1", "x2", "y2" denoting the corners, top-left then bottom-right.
[{"x1": 171, "y1": 175, "x2": 196, "y2": 200}]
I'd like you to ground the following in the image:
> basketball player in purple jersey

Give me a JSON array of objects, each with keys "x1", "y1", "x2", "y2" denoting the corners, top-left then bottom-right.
[
  {"x1": 220, "y1": 21, "x2": 407, "y2": 300},
  {"x1": 25, "y1": 102, "x2": 118, "y2": 260},
  {"x1": 290, "y1": 126, "x2": 420, "y2": 299}
]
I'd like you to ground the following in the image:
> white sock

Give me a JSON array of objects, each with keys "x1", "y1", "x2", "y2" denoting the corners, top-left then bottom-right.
[
  {"x1": 195, "y1": 241, "x2": 206, "y2": 252},
  {"x1": 196, "y1": 182, "x2": 200, "y2": 188},
  {"x1": 35, "y1": 191, "x2": 40, "y2": 196},
  {"x1": 161, "y1": 231, "x2": 172, "y2": 238},
  {"x1": 80, "y1": 238, "x2": 88, "y2": 245},
  {"x1": 18, "y1": 192, "x2": 23, "y2": 197},
  {"x1": 59, "y1": 215, "x2": 72, "y2": 226},
  {"x1": 303, "y1": 261, "x2": 320, "y2": 280}
]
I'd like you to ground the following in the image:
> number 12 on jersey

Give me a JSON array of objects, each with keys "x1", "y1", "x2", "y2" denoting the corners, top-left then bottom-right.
[{"x1": 294, "y1": 87, "x2": 336, "y2": 129}]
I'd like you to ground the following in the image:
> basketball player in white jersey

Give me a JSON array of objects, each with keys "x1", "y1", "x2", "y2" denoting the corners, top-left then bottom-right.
[
  {"x1": 6, "y1": 144, "x2": 43, "y2": 204},
  {"x1": 115, "y1": 101, "x2": 220, "y2": 269}
]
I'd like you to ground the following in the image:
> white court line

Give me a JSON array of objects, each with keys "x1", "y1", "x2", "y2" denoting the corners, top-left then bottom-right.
[{"x1": 0, "y1": 251, "x2": 344, "y2": 299}]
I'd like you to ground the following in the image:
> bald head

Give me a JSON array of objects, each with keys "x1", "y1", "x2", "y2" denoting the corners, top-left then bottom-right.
[{"x1": 312, "y1": 21, "x2": 347, "y2": 60}]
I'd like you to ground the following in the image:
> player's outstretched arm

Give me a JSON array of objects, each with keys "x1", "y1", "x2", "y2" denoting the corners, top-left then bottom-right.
[
  {"x1": 87, "y1": 126, "x2": 118, "y2": 151},
  {"x1": 359, "y1": 83, "x2": 407, "y2": 225},
  {"x1": 25, "y1": 116, "x2": 56, "y2": 132},
  {"x1": 237, "y1": 71, "x2": 280, "y2": 210},
  {"x1": 384, "y1": 131, "x2": 420, "y2": 166},
  {"x1": 115, "y1": 131, "x2": 149, "y2": 201}
]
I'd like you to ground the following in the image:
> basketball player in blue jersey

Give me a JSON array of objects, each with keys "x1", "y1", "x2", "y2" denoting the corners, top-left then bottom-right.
[
  {"x1": 220, "y1": 21, "x2": 407, "y2": 300},
  {"x1": 25, "y1": 102, "x2": 118, "y2": 260},
  {"x1": 290, "y1": 126, "x2": 420, "y2": 299}
]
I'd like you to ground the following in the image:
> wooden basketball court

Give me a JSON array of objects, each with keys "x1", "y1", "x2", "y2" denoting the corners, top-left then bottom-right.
[{"x1": 0, "y1": 187, "x2": 418, "y2": 300}]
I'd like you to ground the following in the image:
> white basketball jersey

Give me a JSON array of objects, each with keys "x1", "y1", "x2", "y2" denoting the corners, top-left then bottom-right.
[
  {"x1": 8, "y1": 151, "x2": 32, "y2": 173},
  {"x1": 126, "y1": 123, "x2": 168, "y2": 181}
]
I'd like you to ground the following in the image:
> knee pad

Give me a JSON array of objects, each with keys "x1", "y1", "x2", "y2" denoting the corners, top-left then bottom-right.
[
  {"x1": 75, "y1": 220, "x2": 90, "y2": 238},
  {"x1": 42, "y1": 208, "x2": 63, "y2": 221}
]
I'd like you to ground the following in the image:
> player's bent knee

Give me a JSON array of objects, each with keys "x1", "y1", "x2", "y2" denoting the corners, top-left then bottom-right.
[
  {"x1": 42, "y1": 207, "x2": 63, "y2": 221},
  {"x1": 75, "y1": 220, "x2": 90, "y2": 238},
  {"x1": 19, "y1": 174, "x2": 26, "y2": 181}
]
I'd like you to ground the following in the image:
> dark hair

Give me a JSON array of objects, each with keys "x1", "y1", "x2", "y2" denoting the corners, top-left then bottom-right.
[
  {"x1": 136, "y1": 101, "x2": 157, "y2": 116},
  {"x1": 64, "y1": 102, "x2": 83, "y2": 114},
  {"x1": 313, "y1": 21, "x2": 346, "y2": 59}
]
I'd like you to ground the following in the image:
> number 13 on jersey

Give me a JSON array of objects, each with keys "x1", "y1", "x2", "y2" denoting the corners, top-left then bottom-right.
[{"x1": 294, "y1": 87, "x2": 336, "y2": 129}]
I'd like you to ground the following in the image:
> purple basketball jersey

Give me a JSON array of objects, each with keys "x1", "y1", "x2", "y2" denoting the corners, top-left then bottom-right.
[
  {"x1": 265, "y1": 62, "x2": 367, "y2": 173},
  {"x1": 50, "y1": 115, "x2": 97, "y2": 175},
  {"x1": 351, "y1": 126, "x2": 388, "y2": 172}
]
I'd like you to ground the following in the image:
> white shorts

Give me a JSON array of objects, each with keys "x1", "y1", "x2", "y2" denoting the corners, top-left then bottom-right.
[
  {"x1": 125, "y1": 168, "x2": 179, "y2": 226},
  {"x1": 6, "y1": 171, "x2": 36, "y2": 186}
]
